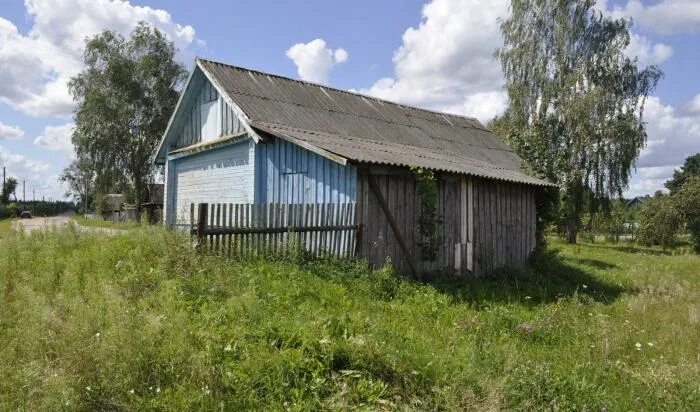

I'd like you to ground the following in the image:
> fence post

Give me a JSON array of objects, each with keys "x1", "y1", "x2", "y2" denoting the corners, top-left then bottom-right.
[{"x1": 196, "y1": 203, "x2": 208, "y2": 250}]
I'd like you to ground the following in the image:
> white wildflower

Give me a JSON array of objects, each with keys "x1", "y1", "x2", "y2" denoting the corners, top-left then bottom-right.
[
  {"x1": 156, "y1": 387, "x2": 161, "y2": 393},
  {"x1": 129, "y1": 389, "x2": 134, "y2": 394},
  {"x1": 95, "y1": 332, "x2": 100, "y2": 338},
  {"x1": 86, "y1": 386, "x2": 91, "y2": 391},
  {"x1": 582, "y1": 284, "x2": 588, "y2": 289},
  {"x1": 647, "y1": 342, "x2": 654, "y2": 347},
  {"x1": 224, "y1": 344, "x2": 232, "y2": 352},
  {"x1": 525, "y1": 296, "x2": 531, "y2": 300},
  {"x1": 635, "y1": 342, "x2": 642, "y2": 351}
]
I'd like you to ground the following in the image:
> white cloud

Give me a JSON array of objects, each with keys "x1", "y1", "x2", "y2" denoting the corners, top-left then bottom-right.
[
  {"x1": 626, "y1": 33, "x2": 673, "y2": 66},
  {"x1": 362, "y1": 0, "x2": 509, "y2": 123},
  {"x1": 33, "y1": 122, "x2": 75, "y2": 156},
  {"x1": 286, "y1": 38, "x2": 349, "y2": 84},
  {"x1": 606, "y1": 0, "x2": 700, "y2": 35},
  {"x1": 0, "y1": 122, "x2": 25, "y2": 140},
  {"x1": 0, "y1": 145, "x2": 56, "y2": 200},
  {"x1": 0, "y1": 0, "x2": 198, "y2": 118},
  {"x1": 624, "y1": 95, "x2": 700, "y2": 197}
]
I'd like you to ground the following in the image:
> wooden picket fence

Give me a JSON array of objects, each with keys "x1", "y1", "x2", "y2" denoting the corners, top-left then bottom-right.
[{"x1": 190, "y1": 202, "x2": 361, "y2": 258}]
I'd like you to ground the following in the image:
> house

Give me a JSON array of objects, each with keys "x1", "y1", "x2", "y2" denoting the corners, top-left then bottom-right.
[
  {"x1": 153, "y1": 58, "x2": 554, "y2": 277},
  {"x1": 626, "y1": 196, "x2": 649, "y2": 210}
]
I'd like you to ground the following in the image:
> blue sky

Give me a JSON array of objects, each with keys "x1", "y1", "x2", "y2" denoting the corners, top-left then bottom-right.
[{"x1": 1, "y1": 0, "x2": 699, "y2": 201}]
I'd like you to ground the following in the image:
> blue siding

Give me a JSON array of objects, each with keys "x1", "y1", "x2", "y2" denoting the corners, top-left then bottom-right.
[
  {"x1": 255, "y1": 138, "x2": 356, "y2": 204},
  {"x1": 165, "y1": 139, "x2": 255, "y2": 226},
  {"x1": 173, "y1": 72, "x2": 245, "y2": 148}
]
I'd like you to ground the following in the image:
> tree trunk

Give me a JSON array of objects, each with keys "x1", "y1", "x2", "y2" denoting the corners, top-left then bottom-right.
[{"x1": 565, "y1": 215, "x2": 577, "y2": 244}]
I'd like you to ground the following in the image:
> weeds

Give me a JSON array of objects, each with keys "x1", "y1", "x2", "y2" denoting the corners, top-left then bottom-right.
[{"x1": 0, "y1": 226, "x2": 698, "y2": 410}]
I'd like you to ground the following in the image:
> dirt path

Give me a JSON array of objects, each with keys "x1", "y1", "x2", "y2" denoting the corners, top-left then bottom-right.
[{"x1": 12, "y1": 214, "x2": 125, "y2": 235}]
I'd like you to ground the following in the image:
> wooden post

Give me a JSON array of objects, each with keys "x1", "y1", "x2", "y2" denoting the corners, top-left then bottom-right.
[
  {"x1": 196, "y1": 203, "x2": 208, "y2": 250},
  {"x1": 368, "y1": 175, "x2": 419, "y2": 279}
]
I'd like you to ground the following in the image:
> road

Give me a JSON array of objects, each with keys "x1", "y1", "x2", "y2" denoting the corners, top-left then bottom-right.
[{"x1": 12, "y1": 214, "x2": 125, "y2": 235}]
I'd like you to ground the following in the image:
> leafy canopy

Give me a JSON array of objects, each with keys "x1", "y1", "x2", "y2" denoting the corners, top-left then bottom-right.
[
  {"x1": 68, "y1": 22, "x2": 186, "y2": 209},
  {"x1": 1, "y1": 177, "x2": 18, "y2": 204},
  {"x1": 498, "y1": 0, "x2": 661, "y2": 241},
  {"x1": 665, "y1": 153, "x2": 700, "y2": 194}
]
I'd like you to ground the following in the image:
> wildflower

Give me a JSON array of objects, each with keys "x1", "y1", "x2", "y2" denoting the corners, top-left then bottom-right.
[
  {"x1": 156, "y1": 387, "x2": 161, "y2": 393},
  {"x1": 86, "y1": 386, "x2": 91, "y2": 391},
  {"x1": 224, "y1": 344, "x2": 232, "y2": 352},
  {"x1": 635, "y1": 342, "x2": 642, "y2": 351},
  {"x1": 129, "y1": 389, "x2": 135, "y2": 394},
  {"x1": 647, "y1": 342, "x2": 654, "y2": 347},
  {"x1": 583, "y1": 284, "x2": 588, "y2": 289},
  {"x1": 524, "y1": 296, "x2": 531, "y2": 300},
  {"x1": 95, "y1": 332, "x2": 100, "y2": 338}
]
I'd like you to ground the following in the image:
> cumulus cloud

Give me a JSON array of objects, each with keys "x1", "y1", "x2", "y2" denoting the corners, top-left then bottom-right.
[
  {"x1": 0, "y1": 145, "x2": 52, "y2": 196},
  {"x1": 0, "y1": 0, "x2": 198, "y2": 118},
  {"x1": 0, "y1": 122, "x2": 25, "y2": 140},
  {"x1": 286, "y1": 39, "x2": 349, "y2": 84},
  {"x1": 361, "y1": 0, "x2": 509, "y2": 123},
  {"x1": 625, "y1": 33, "x2": 673, "y2": 66},
  {"x1": 33, "y1": 123, "x2": 75, "y2": 156},
  {"x1": 604, "y1": 0, "x2": 700, "y2": 35},
  {"x1": 625, "y1": 95, "x2": 700, "y2": 197}
]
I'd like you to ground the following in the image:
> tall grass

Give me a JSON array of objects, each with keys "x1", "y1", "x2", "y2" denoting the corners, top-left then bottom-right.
[{"x1": 0, "y1": 225, "x2": 698, "y2": 410}]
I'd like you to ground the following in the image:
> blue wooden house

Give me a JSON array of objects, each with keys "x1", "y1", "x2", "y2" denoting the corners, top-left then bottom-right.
[{"x1": 153, "y1": 58, "x2": 553, "y2": 276}]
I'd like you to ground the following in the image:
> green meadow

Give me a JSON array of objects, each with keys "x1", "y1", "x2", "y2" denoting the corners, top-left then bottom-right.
[{"x1": 1, "y1": 224, "x2": 698, "y2": 410}]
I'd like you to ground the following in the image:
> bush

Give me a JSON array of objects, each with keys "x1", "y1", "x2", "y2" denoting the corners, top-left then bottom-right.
[
  {"x1": 636, "y1": 194, "x2": 681, "y2": 249},
  {"x1": 674, "y1": 176, "x2": 700, "y2": 252}
]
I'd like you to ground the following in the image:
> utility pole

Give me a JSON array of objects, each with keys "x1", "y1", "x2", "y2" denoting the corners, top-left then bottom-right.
[
  {"x1": 2, "y1": 166, "x2": 5, "y2": 203},
  {"x1": 23, "y1": 180, "x2": 25, "y2": 204}
]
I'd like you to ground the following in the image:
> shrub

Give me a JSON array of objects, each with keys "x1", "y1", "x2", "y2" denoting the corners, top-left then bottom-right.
[
  {"x1": 636, "y1": 194, "x2": 681, "y2": 249},
  {"x1": 674, "y1": 176, "x2": 700, "y2": 252}
]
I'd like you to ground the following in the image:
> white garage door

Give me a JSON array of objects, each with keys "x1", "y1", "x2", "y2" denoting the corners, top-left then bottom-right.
[{"x1": 171, "y1": 141, "x2": 253, "y2": 226}]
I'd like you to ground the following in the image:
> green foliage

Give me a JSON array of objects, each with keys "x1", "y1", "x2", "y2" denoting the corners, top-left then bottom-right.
[
  {"x1": 674, "y1": 176, "x2": 700, "y2": 252},
  {"x1": 1, "y1": 227, "x2": 699, "y2": 409},
  {"x1": 665, "y1": 153, "x2": 700, "y2": 194},
  {"x1": 636, "y1": 193, "x2": 681, "y2": 249},
  {"x1": 411, "y1": 167, "x2": 442, "y2": 261},
  {"x1": 498, "y1": 0, "x2": 662, "y2": 242},
  {"x1": 59, "y1": 160, "x2": 95, "y2": 212},
  {"x1": 590, "y1": 200, "x2": 629, "y2": 243},
  {"x1": 1, "y1": 177, "x2": 18, "y2": 204},
  {"x1": 5, "y1": 203, "x2": 20, "y2": 217},
  {"x1": 68, "y1": 22, "x2": 187, "y2": 208}
]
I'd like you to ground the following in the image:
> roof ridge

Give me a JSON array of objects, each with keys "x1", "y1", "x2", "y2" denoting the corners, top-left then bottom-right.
[{"x1": 196, "y1": 56, "x2": 484, "y2": 125}]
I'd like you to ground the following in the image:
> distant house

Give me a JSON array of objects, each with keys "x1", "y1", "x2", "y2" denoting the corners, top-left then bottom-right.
[
  {"x1": 153, "y1": 58, "x2": 554, "y2": 277},
  {"x1": 626, "y1": 196, "x2": 649, "y2": 210}
]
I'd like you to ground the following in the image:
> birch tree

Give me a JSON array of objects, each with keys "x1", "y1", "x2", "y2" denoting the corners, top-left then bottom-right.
[{"x1": 498, "y1": 0, "x2": 661, "y2": 242}]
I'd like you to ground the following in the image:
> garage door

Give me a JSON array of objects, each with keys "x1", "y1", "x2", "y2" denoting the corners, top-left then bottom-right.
[{"x1": 170, "y1": 141, "x2": 253, "y2": 227}]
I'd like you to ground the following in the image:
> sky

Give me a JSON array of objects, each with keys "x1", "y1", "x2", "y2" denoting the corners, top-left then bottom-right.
[{"x1": 1, "y1": 0, "x2": 700, "y2": 201}]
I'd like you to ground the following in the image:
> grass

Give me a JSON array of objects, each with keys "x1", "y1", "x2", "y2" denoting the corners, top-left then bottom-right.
[
  {"x1": 0, "y1": 226, "x2": 698, "y2": 410},
  {"x1": 72, "y1": 215, "x2": 141, "y2": 230}
]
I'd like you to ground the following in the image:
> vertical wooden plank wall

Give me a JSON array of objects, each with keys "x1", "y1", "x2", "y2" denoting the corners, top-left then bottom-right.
[
  {"x1": 173, "y1": 74, "x2": 246, "y2": 149},
  {"x1": 254, "y1": 138, "x2": 357, "y2": 205},
  {"x1": 470, "y1": 177, "x2": 537, "y2": 276},
  {"x1": 357, "y1": 169, "x2": 537, "y2": 277},
  {"x1": 356, "y1": 169, "x2": 461, "y2": 275}
]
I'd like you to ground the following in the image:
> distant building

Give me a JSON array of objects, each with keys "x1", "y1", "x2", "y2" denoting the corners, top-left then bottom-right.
[{"x1": 626, "y1": 196, "x2": 650, "y2": 210}]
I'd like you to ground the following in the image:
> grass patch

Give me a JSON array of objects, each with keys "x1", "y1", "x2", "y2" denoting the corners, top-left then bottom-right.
[
  {"x1": 72, "y1": 215, "x2": 141, "y2": 230},
  {"x1": 0, "y1": 228, "x2": 698, "y2": 410}
]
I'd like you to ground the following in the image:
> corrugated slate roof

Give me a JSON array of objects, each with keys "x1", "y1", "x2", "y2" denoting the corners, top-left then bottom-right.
[{"x1": 198, "y1": 58, "x2": 552, "y2": 186}]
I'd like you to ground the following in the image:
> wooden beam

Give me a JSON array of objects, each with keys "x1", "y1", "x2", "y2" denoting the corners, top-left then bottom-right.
[{"x1": 368, "y1": 174, "x2": 419, "y2": 279}]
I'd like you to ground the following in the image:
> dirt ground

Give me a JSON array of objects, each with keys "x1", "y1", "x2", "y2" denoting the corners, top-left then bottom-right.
[{"x1": 12, "y1": 213, "x2": 124, "y2": 235}]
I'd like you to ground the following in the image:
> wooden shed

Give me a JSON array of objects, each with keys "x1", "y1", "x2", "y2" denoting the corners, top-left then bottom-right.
[{"x1": 153, "y1": 58, "x2": 553, "y2": 277}]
